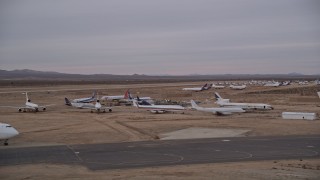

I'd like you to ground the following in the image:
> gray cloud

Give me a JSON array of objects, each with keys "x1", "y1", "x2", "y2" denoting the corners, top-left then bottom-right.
[{"x1": 1, "y1": 0, "x2": 319, "y2": 75}]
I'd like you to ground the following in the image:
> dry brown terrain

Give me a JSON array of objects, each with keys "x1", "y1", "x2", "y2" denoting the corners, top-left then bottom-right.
[{"x1": 0, "y1": 81, "x2": 320, "y2": 179}]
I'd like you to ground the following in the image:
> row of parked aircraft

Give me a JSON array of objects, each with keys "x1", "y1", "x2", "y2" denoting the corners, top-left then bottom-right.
[
  {"x1": 204, "y1": 80, "x2": 320, "y2": 90},
  {"x1": 182, "y1": 83, "x2": 247, "y2": 91},
  {"x1": 0, "y1": 90, "x2": 275, "y2": 115},
  {"x1": 0, "y1": 89, "x2": 275, "y2": 146}
]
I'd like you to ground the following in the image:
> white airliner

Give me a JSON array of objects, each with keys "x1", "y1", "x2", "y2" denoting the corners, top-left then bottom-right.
[
  {"x1": 128, "y1": 95, "x2": 153, "y2": 103},
  {"x1": 0, "y1": 92, "x2": 53, "y2": 112},
  {"x1": 190, "y1": 100, "x2": 245, "y2": 115},
  {"x1": 127, "y1": 91, "x2": 152, "y2": 102},
  {"x1": 214, "y1": 92, "x2": 273, "y2": 110},
  {"x1": 264, "y1": 81, "x2": 280, "y2": 87},
  {"x1": 101, "y1": 89, "x2": 152, "y2": 102},
  {"x1": 72, "y1": 91, "x2": 97, "y2": 103},
  {"x1": 132, "y1": 100, "x2": 185, "y2": 114},
  {"x1": 0, "y1": 123, "x2": 19, "y2": 145},
  {"x1": 100, "y1": 89, "x2": 130, "y2": 101},
  {"x1": 229, "y1": 84, "x2": 247, "y2": 90},
  {"x1": 182, "y1": 83, "x2": 211, "y2": 91},
  {"x1": 212, "y1": 83, "x2": 225, "y2": 89},
  {"x1": 65, "y1": 98, "x2": 112, "y2": 113}
]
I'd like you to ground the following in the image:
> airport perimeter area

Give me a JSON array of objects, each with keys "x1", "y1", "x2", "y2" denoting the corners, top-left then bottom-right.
[{"x1": 0, "y1": 81, "x2": 320, "y2": 179}]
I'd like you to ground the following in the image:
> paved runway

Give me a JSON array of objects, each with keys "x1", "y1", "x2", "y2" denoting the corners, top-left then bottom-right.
[{"x1": 0, "y1": 135, "x2": 319, "y2": 170}]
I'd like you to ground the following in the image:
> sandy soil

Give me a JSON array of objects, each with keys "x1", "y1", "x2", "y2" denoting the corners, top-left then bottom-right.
[{"x1": 0, "y1": 81, "x2": 320, "y2": 179}]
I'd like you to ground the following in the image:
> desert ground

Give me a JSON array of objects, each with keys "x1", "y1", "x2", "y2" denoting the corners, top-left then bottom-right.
[{"x1": 0, "y1": 81, "x2": 320, "y2": 179}]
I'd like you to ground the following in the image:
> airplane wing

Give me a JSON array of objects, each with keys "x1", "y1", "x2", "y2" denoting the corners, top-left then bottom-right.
[
  {"x1": 77, "y1": 106, "x2": 93, "y2": 109},
  {"x1": 44, "y1": 104, "x2": 55, "y2": 107},
  {"x1": 0, "y1": 106, "x2": 37, "y2": 112},
  {"x1": 0, "y1": 105, "x2": 32, "y2": 109},
  {"x1": 38, "y1": 104, "x2": 55, "y2": 108},
  {"x1": 0, "y1": 105, "x2": 20, "y2": 109}
]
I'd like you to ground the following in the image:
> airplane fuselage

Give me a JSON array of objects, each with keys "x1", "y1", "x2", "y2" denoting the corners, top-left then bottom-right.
[
  {"x1": 190, "y1": 100, "x2": 245, "y2": 115},
  {"x1": 182, "y1": 88, "x2": 203, "y2": 91},
  {"x1": 101, "y1": 95, "x2": 125, "y2": 101},
  {"x1": 72, "y1": 97, "x2": 95, "y2": 103},
  {"x1": 230, "y1": 85, "x2": 246, "y2": 90},
  {"x1": 217, "y1": 102, "x2": 273, "y2": 110}
]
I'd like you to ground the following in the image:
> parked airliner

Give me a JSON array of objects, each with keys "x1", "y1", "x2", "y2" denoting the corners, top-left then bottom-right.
[
  {"x1": 182, "y1": 83, "x2": 212, "y2": 91},
  {"x1": 0, "y1": 123, "x2": 19, "y2": 145},
  {"x1": 214, "y1": 92, "x2": 273, "y2": 110},
  {"x1": 190, "y1": 100, "x2": 245, "y2": 115},
  {"x1": 101, "y1": 89, "x2": 152, "y2": 102},
  {"x1": 212, "y1": 83, "x2": 225, "y2": 89},
  {"x1": 0, "y1": 92, "x2": 53, "y2": 112},
  {"x1": 229, "y1": 84, "x2": 247, "y2": 90},
  {"x1": 71, "y1": 91, "x2": 97, "y2": 103},
  {"x1": 264, "y1": 81, "x2": 280, "y2": 87},
  {"x1": 101, "y1": 89, "x2": 130, "y2": 101},
  {"x1": 132, "y1": 100, "x2": 185, "y2": 114},
  {"x1": 65, "y1": 98, "x2": 112, "y2": 113}
]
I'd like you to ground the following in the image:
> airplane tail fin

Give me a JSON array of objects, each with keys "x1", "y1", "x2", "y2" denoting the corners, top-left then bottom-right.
[
  {"x1": 124, "y1": 89, "x2": 131, "y2": 99},
  {"x1": 203, "y1": 83, "x2": 213, "y2": 90},
  {"x1": 22, "y1": 92, "x2": 29, "y2": 102},
  {"x1": 214, "y1": 92, "x2": 230, "y2": 104},
  {"x1": 190, "y1": 100, "x2": 200, "y2": 109},
  {"x1": 214, "y1": 92, "x2": 222, "y2": 101},
  {"x1": 92, "y1": 91, "x2": 97, "y2": 98},
  {"x1": 65, "y1": 97, "x2": 72, "y2": 106},
  {"x1": 201, "y1": 83, "x2": 208, "y2": 90}
]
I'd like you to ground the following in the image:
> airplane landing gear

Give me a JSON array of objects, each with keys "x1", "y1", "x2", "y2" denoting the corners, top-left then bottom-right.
[{"x1": 4, "y1": 139, "x2": 8, "y2": 146}]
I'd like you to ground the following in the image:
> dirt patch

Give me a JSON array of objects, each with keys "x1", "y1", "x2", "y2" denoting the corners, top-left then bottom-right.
[{"x1": 160, "y1": 127, "x2": 250, "y2": 140}]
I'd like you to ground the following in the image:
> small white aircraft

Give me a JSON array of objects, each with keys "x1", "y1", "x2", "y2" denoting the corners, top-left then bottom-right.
[
  {"x1": 71, "y1": 91, "x2": 97, "y2": 103},
  {"x1": 0, "y1": 123, "x2": 19, "y2": 145},
  {"x1": 229, "y1": 84, "x2": 247, "y2": 90},
  {"x1": 65, "y1": 98, "x2": 112, "y2": 113},
  {"x1": 190, "y1": 100, "x2": 245, "y2": 115},
  {"x1": 132, "y1": 100, "x2": 185, "y2": 114},
  {"x1": 182, "y1": 83, "x2": 211, "y2": 91},
  {"x1": 214, "y1": 92, "x2": 273, "y2": 110},
  {"x1": 0, "y1": 92, "x2": 53, "y2": 112},
  {"x1": 212, "y1": 83, "x2": 225, "y2": 89}
]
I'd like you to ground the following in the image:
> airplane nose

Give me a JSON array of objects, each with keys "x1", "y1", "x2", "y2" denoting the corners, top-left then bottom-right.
[{"x1": 12, "y1": 128, "x2": 19, "y2": 136}]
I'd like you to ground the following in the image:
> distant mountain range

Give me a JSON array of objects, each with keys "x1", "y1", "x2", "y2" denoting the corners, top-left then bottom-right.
[{"x1": 0, "y1": 69, "x2": 318, "y2": 81}]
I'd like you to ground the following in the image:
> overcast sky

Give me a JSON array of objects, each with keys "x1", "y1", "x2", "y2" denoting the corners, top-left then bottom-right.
[{"x1": 0, "y1": 0, "x2": 319, "y2": 75}]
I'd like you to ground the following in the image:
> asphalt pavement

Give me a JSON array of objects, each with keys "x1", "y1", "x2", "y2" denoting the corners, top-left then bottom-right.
[{"x1": 0, "y1": 135, "x2": 319, "y2": 170}]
